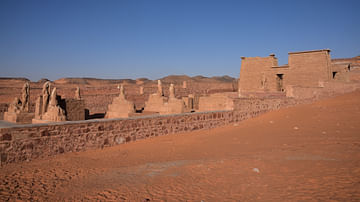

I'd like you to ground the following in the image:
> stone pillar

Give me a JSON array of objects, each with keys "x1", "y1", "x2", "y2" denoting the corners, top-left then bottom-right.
[
  {"x1": 34, "y1": 96, "x2": 43, "y2": 119},
  {"x1": 169, "y1": 84, "x2": 175, "y2": 99},
  {"x1": 118, "y1": 84, "x2": 125, "y2": 99},
  {"x1": 238, "y1": 78, "x2": 241, "y2": 98},
  {"x1": 157, "y1": 80, "x2": 163, "y2": 96}
]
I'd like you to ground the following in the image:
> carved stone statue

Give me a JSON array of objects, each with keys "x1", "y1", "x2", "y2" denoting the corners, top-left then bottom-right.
[
  {"x1": 169, "y1": 83, "x2": 175, "y2": 99},
  {"x1": 75, "y1": 86, "x2": 81, "y2": 100},
  {"x1": 8, "y1": 97, "x2": 21, "y2": 113},
  {"x1": 49, "y1": 87, "x2": 58, "y2": 106},
  {"x1": 119, "y1": 84, "x2": 125, "y2": 99},
  {"x1": 105, "y1": 84, "x2": 135, "y2": 118},
  {"x1": 7, "y1": 82, "x2": 30, "y2": 114},
  {"x1": 41, "y1": 87, "x2": 66, "y2": 122},
  {"x1": 157, "y1": 80, "x2": 163, "y2": 96},
  {"x1": 4, "y1": 82, "x2": 34, "y2": 123},
  {"x1": 20, "y1": 82, "x2": 30, "y2": 112},
  {"x1": 42, "y1": 81, "x2": 51, "y2": 114}
]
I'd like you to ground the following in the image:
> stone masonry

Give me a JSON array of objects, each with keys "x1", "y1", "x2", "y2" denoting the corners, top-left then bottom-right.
[
  {"x1": 239, "y1": 49, "x2": 332, "y2": 95},
  {"x1": 0, "y1": 96, "x2": 302, "y2": 165}
]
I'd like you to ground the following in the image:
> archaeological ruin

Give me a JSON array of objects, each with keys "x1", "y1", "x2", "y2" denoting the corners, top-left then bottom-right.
[
  {"x1": 3, "y1": 82, "x2": 33, "y2": 124},
  {"x1": 0, "y1": 49, "x2": 360, "y2": 165},
  {"x1": 105, "y1": 84, "x2": 135, "y2": 118}
]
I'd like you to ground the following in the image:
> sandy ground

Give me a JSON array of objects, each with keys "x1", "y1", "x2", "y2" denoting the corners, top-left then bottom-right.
[{"x1": 1, "y1": 91, "x2": 360, "y2": 201}]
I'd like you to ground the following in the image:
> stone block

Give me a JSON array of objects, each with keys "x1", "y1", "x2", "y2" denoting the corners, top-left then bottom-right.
[
  {"x1": 65, "y1": 99, "x2": 86, "y2": 121},
  {"x1": 4, "y1": 112, "x2": 34, "y2": 124}
]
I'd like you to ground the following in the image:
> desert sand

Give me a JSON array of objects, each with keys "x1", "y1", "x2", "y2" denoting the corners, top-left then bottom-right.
[{"x1": 1, "y1": 90, "x2": 359, "y2": 201}]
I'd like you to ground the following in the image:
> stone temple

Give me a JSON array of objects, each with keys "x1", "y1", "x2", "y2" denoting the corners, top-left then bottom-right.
[{"x1": 238, "y1": 49, "x2": 357, "y2": 98}]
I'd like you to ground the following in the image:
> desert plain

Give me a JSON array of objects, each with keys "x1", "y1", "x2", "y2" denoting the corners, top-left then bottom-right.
[{"x1": 0, "y1": 89, "x2": 359, "y2": 201}]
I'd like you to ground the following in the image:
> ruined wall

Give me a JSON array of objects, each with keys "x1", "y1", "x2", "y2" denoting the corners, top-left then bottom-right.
[
  {"x1": 198, "y1": 93, "x2": 237, "y2": 112},
  {"x1": 0, "y1": 79, "x2": 236, "y2": 117},
  {"x1": 0, "y1": 97, "x2": 300, "y2": 165},
  {"x1": 331, "y1": 64, "x2": 350, "y2": 82},
  {"x1": 287, "y1": 50, "x2": 331, "y2": 87},
  {"x1": 286, "y1": 82, "x2": 360, "y2": 99}
]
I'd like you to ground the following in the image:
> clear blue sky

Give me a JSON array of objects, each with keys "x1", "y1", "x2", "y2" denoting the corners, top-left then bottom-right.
[{"x1": 1, "y1": 0, "x2": 359, "y2": 81}]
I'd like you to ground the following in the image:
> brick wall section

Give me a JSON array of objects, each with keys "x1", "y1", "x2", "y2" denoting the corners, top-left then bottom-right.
[{"x1": 0, "y1": 97, "x2": 307, "y2": 166}]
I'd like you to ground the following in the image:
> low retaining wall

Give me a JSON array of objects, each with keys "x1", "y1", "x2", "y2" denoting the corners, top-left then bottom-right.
[{"x1": 0, "y1": 97, "x2": 302, "y2": 166}]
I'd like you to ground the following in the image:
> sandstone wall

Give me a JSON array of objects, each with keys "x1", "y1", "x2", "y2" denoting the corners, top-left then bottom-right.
[
  {"x1": 287, "y1": 50, "x2": 331, "y2": 87},
  {"x1": 286, "y1": 82, "x2": 360, "y2": 99},
  {"x1": 64, "y1": 99, "x2": 86, "y2": 121},
  {"x1": 239, "y1": 56, "x2": 278, "y2": 93},
  {"x1": 239, "y1": 50, "x2": 333, "y2": 94},
  {"x1": 0, "y1": 97, "x2": 299, "y2": 166}
]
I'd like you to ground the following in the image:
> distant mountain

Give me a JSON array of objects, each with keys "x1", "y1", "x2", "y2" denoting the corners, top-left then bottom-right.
[
  {"x1": 159, "y1": 75, "x2": 236, "y2": 84},
  {"x1": 0, "y1": 77, "x2": 30, "y2": 82},
  {"x1": 54, "y1": 77, "x2": 138, "y2": 85},
  {"x1": 36, "y1": 75, "x2": 236, "y2": 85}
]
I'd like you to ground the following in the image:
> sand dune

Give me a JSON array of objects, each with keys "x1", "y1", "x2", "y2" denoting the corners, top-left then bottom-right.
[{"x1": 1, "y1": 91, "x2": 360, "y2": 201}]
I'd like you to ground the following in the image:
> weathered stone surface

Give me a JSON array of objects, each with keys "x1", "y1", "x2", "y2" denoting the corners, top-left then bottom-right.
[
  {"x1": 239, "y1": 49, "x2": 332, "y2": 95},
  {"x1": 42, "y1": 82, "x2": 51, "y2": 115},
  {"x1": 183, "y1": 80, "x2": 187, "y2": 88},
  {"x1": 144, "y1": 94, "x2": 167, "y2": 113},
  {"x1": 3, "y1": 82, "x2": 34, "y2": 123},
  {"x1": 0, "y1": 95, "x2": 305, "y2": 166},
  {"x1": 198, "y1": 93, "x2": 236, "y2": 112},
  {"x1": 139, "y1": 86, "x2": 144, "y2": 95},
  {"x1": 3, "y1": 112, "x2": 34, "y2": 124},
  {"x1": 105, "y1": 85, "x2": 135, "y2": 118},
  {"x1": 65, "y1": 99, "x2": 86, "y2": 121},
  {"x1": 157, "y1": 80, "x2": 164, "y2": 96},
  {"x1": 75, "y1": 86, "x2": 81, "y2": 100},
  {"x1": 20, "y1": 82, "x2": 30, "y2": 112},
  {"x1": 36, "y1": 87, "x2": 66, "y2": 122}
]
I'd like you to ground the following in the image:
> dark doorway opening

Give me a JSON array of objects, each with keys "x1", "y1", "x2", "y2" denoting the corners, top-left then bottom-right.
[
  {"x1": 276, "y1": 74, "x2": 284, "y2": 92},
  {"x1": 332, "y1": 72, "x2": 338, "y2": 79}
]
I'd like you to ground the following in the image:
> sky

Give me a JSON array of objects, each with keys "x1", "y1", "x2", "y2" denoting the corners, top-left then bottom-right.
[{"x1": 0, "y1": 0, "x2": 359, "y2": 81}]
